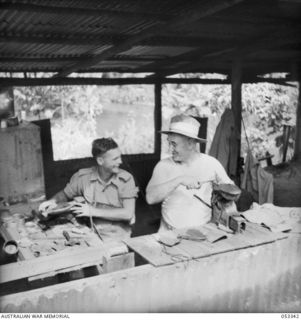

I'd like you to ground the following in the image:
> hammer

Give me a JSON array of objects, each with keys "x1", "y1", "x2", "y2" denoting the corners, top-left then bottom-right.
[{"x1": 62, "y1": 230, "x2": 80, "y2": 246}]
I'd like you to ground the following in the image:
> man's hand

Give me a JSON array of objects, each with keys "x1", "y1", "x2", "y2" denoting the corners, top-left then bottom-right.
[
  {"x1": 180, "y1": 176, "x2": 203, "y2": 190},
  {"x1": 38, "y1": 199, "x2": 57, "y2": 217},
  {"x1": 71, "y1": 202, "x2": 90, "y2": 217}
]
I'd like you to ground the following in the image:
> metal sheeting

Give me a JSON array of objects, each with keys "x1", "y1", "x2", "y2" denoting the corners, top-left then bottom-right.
[
  {"x1": 0, "y1": 0, "x2": 300, "y2": 75},
  {"x1": 0, "y1": 235, "x2": 300, "y2": 312}
]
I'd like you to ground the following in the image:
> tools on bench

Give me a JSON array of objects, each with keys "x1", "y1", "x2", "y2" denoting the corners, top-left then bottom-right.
[{"x1": 62, "y1": 230, "x2": 81, "y2": 246}]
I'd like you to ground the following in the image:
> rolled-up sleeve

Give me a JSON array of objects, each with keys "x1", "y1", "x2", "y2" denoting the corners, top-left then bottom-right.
[
  {"x1": 63, "y1": 172, "x2": 83, "y2": 199},
  {"x1": 119, "y1": 175, "x2": 139, "y2": 199}
]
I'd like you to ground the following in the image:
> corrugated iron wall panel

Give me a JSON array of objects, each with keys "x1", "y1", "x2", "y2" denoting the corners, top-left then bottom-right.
[{"x1": 0, "y1": 235, "x2": 300, "y2": 312}]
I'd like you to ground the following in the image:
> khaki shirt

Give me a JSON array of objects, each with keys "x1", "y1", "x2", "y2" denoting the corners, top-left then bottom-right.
[{"x1": 64, "y1": 166, "x2": 138, "y2": 241}]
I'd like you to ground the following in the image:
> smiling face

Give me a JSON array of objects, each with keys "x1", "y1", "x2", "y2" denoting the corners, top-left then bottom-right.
[
  {"x1": 96, "y1": 148, "x2": 122, "y2": 174},
  {"x1": 167, "y1": 133, "x2": 193, "y2": 163}
]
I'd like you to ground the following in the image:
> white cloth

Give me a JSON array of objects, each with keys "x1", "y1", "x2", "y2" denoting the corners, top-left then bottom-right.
[
  {"x1": 242, "y1": 202, "x2": 301, "y2": 232},
  {"x1": 147, "y1": 154, "x2": 234, "y2": 231}
]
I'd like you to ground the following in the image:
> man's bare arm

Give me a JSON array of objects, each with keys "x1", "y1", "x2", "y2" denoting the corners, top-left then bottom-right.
[
  {"x1": 146, "y1": 175, "x2": 204, "y2": 204},
  {"x1": 72, "y1": 198, "x2": 135, "y2": 222}
]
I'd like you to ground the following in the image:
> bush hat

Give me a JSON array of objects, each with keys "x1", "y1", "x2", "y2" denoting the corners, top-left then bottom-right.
[{"x1": 160, "y1": 114, "x2": 207, "y2": 143}]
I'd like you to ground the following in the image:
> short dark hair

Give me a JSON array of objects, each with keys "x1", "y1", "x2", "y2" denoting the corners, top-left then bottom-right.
[{"x1": 92, "y1": 138, "x2": 118, "y2": 159}]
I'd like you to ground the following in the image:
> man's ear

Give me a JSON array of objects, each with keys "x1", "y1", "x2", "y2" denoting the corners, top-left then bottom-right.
[{"x1": 96, "y1": 156, "x2": 104, "y2": 166}]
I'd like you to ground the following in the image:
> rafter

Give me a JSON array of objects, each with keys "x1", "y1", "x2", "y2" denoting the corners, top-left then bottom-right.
[{"x1": 54, "y1": 0, "x2": 246, "y2": 77}]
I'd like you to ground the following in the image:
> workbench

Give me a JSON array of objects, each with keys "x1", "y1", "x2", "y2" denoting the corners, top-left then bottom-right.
[
  {"x1": 0, "y1": 202, "x2": 300, "y2": 312},
  {"x1": 0, "y1": 202, "x2": 133, "y2": 293}
]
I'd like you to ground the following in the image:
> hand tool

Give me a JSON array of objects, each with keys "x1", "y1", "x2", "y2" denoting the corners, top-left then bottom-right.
[{"x1": 62, "y1": 230, "x2": 80, "y2": 246}]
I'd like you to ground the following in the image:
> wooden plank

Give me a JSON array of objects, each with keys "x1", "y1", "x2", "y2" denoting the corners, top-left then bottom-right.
[
  {"x1": 245, "y1": 222, "x2": 287, "y2": 242},
  {"x1": 0, "y1": 77, "x2": 231, "y2": 87},
  {"x1": 223, "y1": 233, "x2": 254, "y2": 250},
  {"x1": 201, "y1": 224, "x2": 229, "y2": 243},
  {"x1": 200, "y1": 238, "x2": 234, "y2": 256},
  {"x1": 102, "y1": 252, "x2": 135, "y2": 274},
  {"x1": 175, "y1": 239, "x2": 213, "y2": 259},
  {"x1": 0, "y1": 241, "x2": 126, "y2": 284},
  {"x1": 124, "y1": 235, "x2": 176, "y2": 267}
]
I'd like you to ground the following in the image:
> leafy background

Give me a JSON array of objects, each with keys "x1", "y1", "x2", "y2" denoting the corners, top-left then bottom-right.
[{"x1": 12, "y1": 76, "x2": 298, "y2": 164}]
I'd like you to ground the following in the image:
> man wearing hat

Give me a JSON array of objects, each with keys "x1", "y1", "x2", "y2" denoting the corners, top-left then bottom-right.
[{"x1": 146, "y1": 114, "x2": 234, "y2": 232}]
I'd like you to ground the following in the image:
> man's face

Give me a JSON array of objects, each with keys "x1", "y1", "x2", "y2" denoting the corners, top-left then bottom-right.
[
  {"x1": 167, "y1": 134, "x2": 191, "y2": 162},
  {"x1": 97, "y1": 148, "x2": 122, "y2": 174}
]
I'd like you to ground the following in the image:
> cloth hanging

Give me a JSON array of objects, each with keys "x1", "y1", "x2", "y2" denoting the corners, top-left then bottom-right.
[
  {"x1": 241, "y1": 149, "x2": 274, "y2": 204},
  {"x1": 209, "y1": 108, "x2": 239, "y2": 178}
]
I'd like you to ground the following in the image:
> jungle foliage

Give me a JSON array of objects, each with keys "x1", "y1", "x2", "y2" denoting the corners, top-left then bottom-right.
[{"x1": 13, "y1": 78, "x2": 298, "y2": 163}]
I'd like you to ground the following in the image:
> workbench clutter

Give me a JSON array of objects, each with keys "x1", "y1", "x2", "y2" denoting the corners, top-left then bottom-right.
[
  {"x1": 0, "y1": 202, "x2": 105, "y2": 261},
  {"x1": 124, "y1": 222, "x2": 287, "y2": 267},
  {"x1": 0, "y1": 201, "x2": 133, "y2": 296}
]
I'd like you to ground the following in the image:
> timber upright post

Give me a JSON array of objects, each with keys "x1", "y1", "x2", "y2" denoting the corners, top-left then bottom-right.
[
  {"x1": 231, "y1": 59, "x2": 242, "y2": 185},
  {"x1": 154, "y1": 81, "x2": 162, "y2": 157},
  {"x1": 294, "y1": 71, "x2": 301, "y2": 161}
]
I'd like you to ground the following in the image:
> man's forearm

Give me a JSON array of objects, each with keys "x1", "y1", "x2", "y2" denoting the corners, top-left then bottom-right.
[
  {"x1": 51, "y1": 190, "x2": 69, "y2": 203},
  {"x1": 89, "y1": 206, "x2": 133, "y2": 222},
  {"x1": 146, "y1": 176, "x2": 182, "y2": 204}
]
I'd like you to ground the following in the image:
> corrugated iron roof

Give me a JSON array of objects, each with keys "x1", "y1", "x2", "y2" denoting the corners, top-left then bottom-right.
[{"x1": 0, "y1": 0, "x2": 300, "y2": 78}]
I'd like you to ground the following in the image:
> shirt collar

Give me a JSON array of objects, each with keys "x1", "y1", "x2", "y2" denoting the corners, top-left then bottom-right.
[{"x1": 89, "y1": 166, "x2": 128, "y2": 187}]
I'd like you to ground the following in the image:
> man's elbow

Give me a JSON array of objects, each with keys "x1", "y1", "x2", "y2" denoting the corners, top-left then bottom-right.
[{"x1": 145, "y1": 190, "x2": 157, "y2": 205}]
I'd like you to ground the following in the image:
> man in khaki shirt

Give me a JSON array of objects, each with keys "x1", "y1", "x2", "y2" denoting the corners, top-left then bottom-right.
[{"x1": 39, "y1": 138, "x2": 138, "y2": 241}]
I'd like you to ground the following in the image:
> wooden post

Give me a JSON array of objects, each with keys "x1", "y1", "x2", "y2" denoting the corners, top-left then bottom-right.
[
  {"x1": 294, "y1": 78, "x2": 301, "y2": 161},
  {"x1": 231, "y1": 60, "x2": 242, "y2": 185},
  {"x1": 154, "y1": 81, "x2": 162, "y2": 157}
]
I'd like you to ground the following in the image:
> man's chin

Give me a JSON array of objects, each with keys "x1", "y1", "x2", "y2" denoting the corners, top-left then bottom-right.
[
  {"x1": 112, "y1": 167, "x2": 120, "y2": 174},
  {"x1": 172, "y1": 155, "x2": 180, "y2": 162}
]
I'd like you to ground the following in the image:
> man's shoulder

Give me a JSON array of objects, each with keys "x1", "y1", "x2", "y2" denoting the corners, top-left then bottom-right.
[
  {"x1": 156, "y1": 157, "x2": 174, "y2": 167},
  {"x1": 117, "y1": 168, "x2": 133, "y2": 182},
  {"x1": 198, "y1": 153, "x2": 219, "y2": 163},
  {"x1": 77, "y1": 167, "x2": 95, "y2": 177}
]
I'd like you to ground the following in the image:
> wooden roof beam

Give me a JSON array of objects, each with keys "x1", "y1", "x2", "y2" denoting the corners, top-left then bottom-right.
[
  {"x1": 0, "y1": 77, "x2": 230, "y2": 87},
  {"x1": 0, "y1": 75, "x2": 294, "y2": 87},
  {"x1": 54, "y1": 0, "x2": 246, "y2": 78}
]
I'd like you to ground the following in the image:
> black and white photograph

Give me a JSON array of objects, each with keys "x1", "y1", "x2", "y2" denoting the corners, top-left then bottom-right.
[{"x1": 0, "y1": 0, "x2": 300, "y2": 315}]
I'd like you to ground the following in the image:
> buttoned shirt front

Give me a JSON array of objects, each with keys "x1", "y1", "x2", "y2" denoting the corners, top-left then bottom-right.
[{"x1": 64, "y1": 166, "x2": 138, "y2": 240}]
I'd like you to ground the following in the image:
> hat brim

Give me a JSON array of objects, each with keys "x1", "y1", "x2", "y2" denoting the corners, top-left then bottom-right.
[{"x1": 159, "y1": 130, "x2": 207, "y2": 143}]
